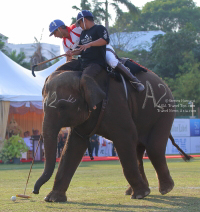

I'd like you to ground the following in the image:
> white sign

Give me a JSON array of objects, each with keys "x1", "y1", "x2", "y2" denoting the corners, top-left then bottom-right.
[
  {"x1": 98, "y1": 136, "x2": 113, "y2": 156},
  {"x1": 190, "y1": 137, "x2": 200, "y2": 153},
  {"x1": 171, "y1": 119, "x2": 190, "y2": 137},
  {"x1": 166, "y1": 137, "x2": 191, "y2": 154}
]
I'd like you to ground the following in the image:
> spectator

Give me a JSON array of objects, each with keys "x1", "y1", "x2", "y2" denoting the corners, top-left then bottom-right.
[
  {"x1": 23, "y1": 131, "x2": 32, "y2": 159},
  {"x1": 112, "y1": 143, "x2": 117, "y2": 156},
  {"x1": 90, "y1": 134, "x2": 99, "y2": 157},
  {"x1": 23, "y1": 131, "x2": 32, "y2": 151}
]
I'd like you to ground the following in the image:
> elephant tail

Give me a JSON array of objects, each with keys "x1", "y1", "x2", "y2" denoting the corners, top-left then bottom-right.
[{"x1": 169, "y1": 133, "x2": 192, "y2": 161}]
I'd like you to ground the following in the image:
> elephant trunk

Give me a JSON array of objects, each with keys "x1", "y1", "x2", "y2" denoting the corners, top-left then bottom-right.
[{"x1": 33, "y1": 120, "x2": 59, "y2": 194}]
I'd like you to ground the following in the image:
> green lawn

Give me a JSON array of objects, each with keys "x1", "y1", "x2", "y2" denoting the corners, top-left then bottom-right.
[{"x1": 0, "y1": 158, "x2": 200, "y2": 212}]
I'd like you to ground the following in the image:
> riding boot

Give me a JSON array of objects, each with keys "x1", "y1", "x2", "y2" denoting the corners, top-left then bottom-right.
[{"x1": 115, "y1": 62, "x2": 145, "y2": 92}]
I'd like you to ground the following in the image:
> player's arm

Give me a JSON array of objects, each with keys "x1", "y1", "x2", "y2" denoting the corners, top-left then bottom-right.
[
  {"x1": 66, "y1": 54, "x2": 72, "y2": 61},
  {"x1": 78, "y1": 38, "x2": 107, "y2": 51},
  {"x1": 66, "y1": 49, "x2": 81, "y2": 57},
  {"x1": 63, "y1": 43, "x2": 73, "y2": 61}
]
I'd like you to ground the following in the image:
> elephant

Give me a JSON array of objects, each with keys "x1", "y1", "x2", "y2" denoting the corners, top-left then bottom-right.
[{"x1": 33, "y1": 67, "x2": 180, "y2": 202}]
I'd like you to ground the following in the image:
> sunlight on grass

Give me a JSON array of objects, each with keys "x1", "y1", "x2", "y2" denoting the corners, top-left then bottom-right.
[{"x1": 0, "y1": 158, "x2": 199, "y2": 212}]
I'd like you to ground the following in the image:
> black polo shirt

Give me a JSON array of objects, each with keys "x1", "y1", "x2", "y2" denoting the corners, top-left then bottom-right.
[{"x1": 79, "y1": 24, "x2": 109, "y2": 69}]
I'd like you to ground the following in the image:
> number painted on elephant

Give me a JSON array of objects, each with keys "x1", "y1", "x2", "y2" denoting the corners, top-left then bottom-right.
[
  {"x1": 57, "y1": 95, "x2": 76, "y2": 104},
  {"x1": 46, "y1": 92, "x2": 57, "y2": 108},
  {"x1": 142, "y1": 81, "x2": 167, "y2": 110},
  {"x1": 45, "y1": 92, "x2": 76, "y2": 108}
]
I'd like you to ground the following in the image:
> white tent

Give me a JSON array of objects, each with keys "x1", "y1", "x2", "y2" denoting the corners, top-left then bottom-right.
[
  {"x1": 0, "y1": 51, "x2": 65, "y2": 141},
  {"x1": 0, "y1": 51, "x2": 66, "y2": 101}
]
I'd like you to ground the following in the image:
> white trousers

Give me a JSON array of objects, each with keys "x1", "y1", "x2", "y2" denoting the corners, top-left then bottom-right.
[{"x1": 106, "y1": 44, "x2": 119, "y2": 69}]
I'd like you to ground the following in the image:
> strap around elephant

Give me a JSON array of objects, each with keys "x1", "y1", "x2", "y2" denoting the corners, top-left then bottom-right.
[{"x1": 73, "y1": 76, "x2": 110, "y2": 160}]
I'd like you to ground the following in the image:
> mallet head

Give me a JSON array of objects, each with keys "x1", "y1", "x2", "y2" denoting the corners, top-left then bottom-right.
[
  {"x1": 16, "y1": 194, "x2": 32, "y2": 198},
  {"x1": 31, "y1": 65, "x2": 38, "y2": 77}
]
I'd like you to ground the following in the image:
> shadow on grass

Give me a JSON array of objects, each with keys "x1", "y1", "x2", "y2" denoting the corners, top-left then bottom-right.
[
  {"x1": 44, "y1": 195, "x2": 200, "y2": 211},
  {"x1": 0, "y1": 162, "x2": 46, "y2": 171},
  {"x1": 0, "y1": 160, "x2": 120, "y2": 171}
]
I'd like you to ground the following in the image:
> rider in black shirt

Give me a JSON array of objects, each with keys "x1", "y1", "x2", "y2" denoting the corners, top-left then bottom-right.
[
  {"x1": 79, "y1": 24, "x2": 109, "y2": 70},
  {"x1": 65, "y1": 10, "x2": 110, "y2": 110}
]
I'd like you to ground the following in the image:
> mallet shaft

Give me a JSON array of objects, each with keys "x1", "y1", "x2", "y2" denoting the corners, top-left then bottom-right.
[{"x1": 23, "y1": 135, "x2": 43, "y2": 195}]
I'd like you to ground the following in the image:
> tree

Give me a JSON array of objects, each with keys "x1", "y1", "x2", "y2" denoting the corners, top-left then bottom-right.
[
  {"x1": 72, "y1": 0, "x2": 139, "y2": 30},
  {"x1": 0, "y1": 34, "x2": 8, "y2": 54},
  {"x1": 109, "y1": 12, "x2": 137, "y2": 33},
  {"x1": 149, "y1": 25, "x2": 200, "y2": 79},
  {"x1": 71, "y1": 0, "x2": 93, "y2": 24},
  {"x1": 7, "y1": 50, "x2": 31, "y2": 69},
  {"x1": 72, "y1": 0, "x2": 106, "y2": 25},
  {"x1": 111, "y1": 0, "x2": 200, "y2": 33},
  {"x1": 102, "y1": 0, "x2": 139, "y2": 30},
  {"x1": 30, "y1": 35, "x2": 56, "y2": 71},
  {"x1": 165, "y1": 51, "x2": 200, "y2": 117},
  {"x1": 139, "y1": 0, "x2": 200, "y2": 32}
]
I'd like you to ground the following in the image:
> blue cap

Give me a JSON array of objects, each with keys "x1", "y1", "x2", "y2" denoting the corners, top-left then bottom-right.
[
  {"x1": 76, "y1": 10, "x2": 93, "y2": 27},
  {"x1": 49, "y1": 20, "x2": 65, "y2": 36}
]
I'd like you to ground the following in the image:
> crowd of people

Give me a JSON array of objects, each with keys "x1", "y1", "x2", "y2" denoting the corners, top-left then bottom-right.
[{"x1": 21, "y1": 127, "x2": 116, "y2": 159}]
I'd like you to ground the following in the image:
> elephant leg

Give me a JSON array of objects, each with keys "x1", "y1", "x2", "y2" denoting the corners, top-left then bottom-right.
[
  {"x1": 145, "y1": 118, "x2": 174, "y2": 195},
  {"x1": 44, "y1": 129, "x2": 88, "y2": 202},
  {"x1": 33, "y1": 114, "x2": 61, "y2": 195},
  {"x1": 137, "y1": 144, "x2": 149, "y2": 186},
  {"x1": 108, "y1": 124, "x2": 150, "y2": 199},
  {"x1": 125, "y1": 144, "x2": 149, "y2": 195}
]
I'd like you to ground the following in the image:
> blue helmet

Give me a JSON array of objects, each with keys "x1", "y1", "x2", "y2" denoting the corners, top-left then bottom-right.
[
  {"x1": 49, "y1": 20, "x2": 65, "y2": 36},
  {"x1": 76, "y1": 10, "x2": 94, "y2": 27}
]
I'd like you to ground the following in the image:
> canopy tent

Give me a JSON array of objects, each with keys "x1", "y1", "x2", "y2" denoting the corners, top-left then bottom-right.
[{"x1": 0, "y1": 51, "x2": 65, "y2": 141}]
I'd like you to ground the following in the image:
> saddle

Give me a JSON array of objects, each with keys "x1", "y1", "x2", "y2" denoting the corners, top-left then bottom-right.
[{"x1": 106, "y1": 48, "x2": 147, "y2": 81}]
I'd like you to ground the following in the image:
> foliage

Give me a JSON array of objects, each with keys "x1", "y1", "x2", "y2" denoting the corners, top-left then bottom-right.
[
  {"x1": 72, "y1": 0, "x2": 139, "y2": 30},
  {"x1": 30, "y1": 37, "x2": 50, "y2": 71},
  {"x1": 117, "y1": 49, "x2": 153, "y2": 70},
  {"x1": 149, "y1": 25, "x2": 200, "y2": 79},
  {"x1": 0, "y1": 135, "x2": 28, "y2": 163},
  {"x1": 71, "y1": 0, "x2": 92, "y2": 24},
  {"x1": 111, "y1": 0, "x2": 200, "y2": 33},
  {"x1": 110, "y1": 12, "x2": 138, "y2": 34},
  {"x1": 165, "y1": 51, "x2": 200, "y2": 116},
  {"x1": 0, "y1": 34, "x2": 8, "y2": 54},
  {"x1": 7, "y1": 50, "x2": 31, "y2": 69},
  {"x1": 140, "y1": 0, "x2": 200, "y2": 32}
]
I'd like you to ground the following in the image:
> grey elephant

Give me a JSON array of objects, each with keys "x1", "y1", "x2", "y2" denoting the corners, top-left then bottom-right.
[{"x1": 33, "y1": 68, "x2": 185, "y2": 202}]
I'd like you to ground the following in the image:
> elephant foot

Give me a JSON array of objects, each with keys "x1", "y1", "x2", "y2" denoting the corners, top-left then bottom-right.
[
  {"x1": 125, "y1": 186, "x2": 132, "y2": 195},
  {"x1": 159, "y1": 178, "x2": 174, "y2": 195},
  {"x1": 131, "y1": 187, "x2": 151, "y2": 199},
  {"x1": 44, "y1": 190, "x2": 67, "y2": 202}
]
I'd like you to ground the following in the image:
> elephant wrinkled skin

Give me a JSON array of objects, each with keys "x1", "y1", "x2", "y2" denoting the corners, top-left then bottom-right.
[{"x1": 33, "y1": 69, "x2": 175, "y2": 202}]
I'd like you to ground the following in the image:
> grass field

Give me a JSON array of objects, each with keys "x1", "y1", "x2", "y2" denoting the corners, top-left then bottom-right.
[{"x1": 0, "y1": 158, "x2": 200, "y2": 212}]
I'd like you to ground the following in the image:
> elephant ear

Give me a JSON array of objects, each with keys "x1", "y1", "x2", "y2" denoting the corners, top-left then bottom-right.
[{"x1": 81, "y1": 74, "x2": 106, "y2": 110}]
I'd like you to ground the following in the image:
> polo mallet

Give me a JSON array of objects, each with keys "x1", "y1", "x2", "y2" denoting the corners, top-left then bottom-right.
[
  {"x1": 31, "y1": 54, "x2": 66, "y2": 77},
  {"x1": 16, "y1": 135, "x2": 43, "y2": 199},
  {"x1": 31, "y1": 40, "x2": 80, "y2": 77}
]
